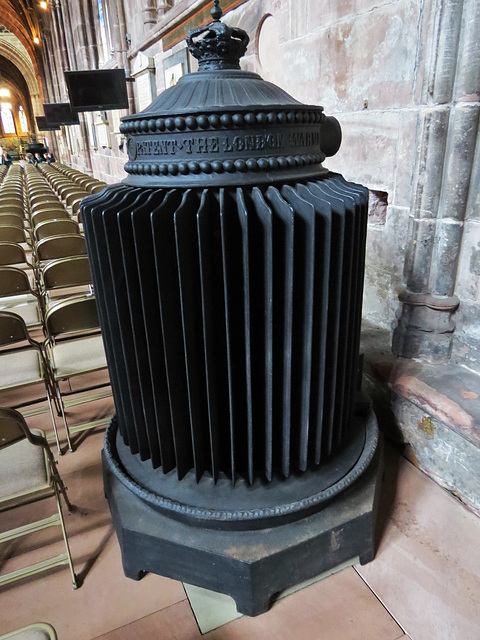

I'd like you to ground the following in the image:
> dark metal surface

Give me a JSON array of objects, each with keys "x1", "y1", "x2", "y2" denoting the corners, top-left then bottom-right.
[
  {"x1": 187, "y1": 0, "x2": 249, "y2": 71},
  {"x1": 82, "y1": 174, "x2": 368, "y2": 483},
  {"x1": 104, "y1": 405, "x2": 379, "y2": 529},
  {"x1": 117, "y1": 3, "x2": 340, "y2": 186},
  {"x1": 103, "y1": 426, "x2": 384, "y2": 616},
  {"x1": 84, "y1": 4, "x2": 380, "y2": 616}
]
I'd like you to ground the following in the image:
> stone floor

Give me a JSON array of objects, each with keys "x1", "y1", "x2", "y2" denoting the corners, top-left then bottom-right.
[{"x1": 1, "y1": 396, "x2": 480, "y2": 640}]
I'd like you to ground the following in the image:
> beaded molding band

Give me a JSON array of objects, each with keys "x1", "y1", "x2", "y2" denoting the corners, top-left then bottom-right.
[
  {"x1": 124, "y1": 153, "x2": 325, "y2": 176},
  {"x1": 120, "y1": 110, "x2": 324, "y2": 136}
]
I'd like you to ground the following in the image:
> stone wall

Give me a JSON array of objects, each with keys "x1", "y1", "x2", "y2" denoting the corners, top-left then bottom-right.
[
  {"x1": 47, "y1": 0, "x2": 479, "y2": 366},
  {"x1": 222, "y1": 0, "x2": 424, "y2": 332}
]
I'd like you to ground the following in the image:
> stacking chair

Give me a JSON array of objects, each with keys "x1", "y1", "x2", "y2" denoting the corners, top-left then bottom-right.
[
  {"x1": 0, "y1": 623, "x2": 58, "y2": 639},
  {"x1": 45, "y1": 295, "x2": 110, "y2": 450},
  {"x1": 65, "y1": 191, "x2": 87, "y2": 207},
  {"x1": 36, "y1": 235, "x2": 87, "y2": 264},
  {"x1": 41, "y1": 255, "x2": 93, "y2": 306},
  {"x1": 0, "y1": 407, "x2": 77, "y2": 590},
  {"x1": 0, "y1": 267, "x2": 42, "y2": 331},
  {"x1": 0, "y1": 311, "x2": 61, "y2": 451},
  {"x1": 35, "y1": 219, "x2": 81, "y2": 242},
  {"x1": 0, "y1": 214, "x2": 25, "y2": 228},
  {"x1": 0, "y1": 226, "x2": 30, "y2": 247},
  {"x1": 0, "y1": 242, "x2": 34, "y2": 270},
  {"x1": 32, "y1": 209, "x2": 70, "y2": 227}
]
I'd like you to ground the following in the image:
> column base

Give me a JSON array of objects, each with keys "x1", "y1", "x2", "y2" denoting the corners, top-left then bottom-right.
[{"x1": 393, "y1": 296, "x2": 459, "y2": 361}]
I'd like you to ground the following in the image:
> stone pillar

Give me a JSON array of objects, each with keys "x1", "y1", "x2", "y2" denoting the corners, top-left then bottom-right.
[
  {"x1": 393, "y1": 0, "x2": 480, "y2": 361},
  {"x1": 52, "y1": 0, "x2": 70, "y2": 76},
  {"x1": 81, "y1": 0, "x2": 100, "y2": 69},
  {"x1": 110, "y1": 0, "x2": 136, "y2": 114},
  {"x1": 61, "y1": 0, "x2": 77, "y2": 71},
  {"x1": 65, "y1": 0, "x2": 96, "y2": 176},
  {"x1": 38, "y1": 28, "x2": 56, "y2": 103}
]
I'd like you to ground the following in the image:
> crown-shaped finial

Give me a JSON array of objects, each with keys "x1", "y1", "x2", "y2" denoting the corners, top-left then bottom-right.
[{"x1": 186, "y1": 1, "x2": 249, "y2": 71}]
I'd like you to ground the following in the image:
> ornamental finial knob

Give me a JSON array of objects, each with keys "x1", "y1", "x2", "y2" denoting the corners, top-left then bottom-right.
[{"x1": 211, "y1": 0, "x2": 222, "y2": 21}]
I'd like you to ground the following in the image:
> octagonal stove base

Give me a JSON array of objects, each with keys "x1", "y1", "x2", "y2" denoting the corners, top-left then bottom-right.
[{"x1": 103, "y1": 407, "x2": 383, "y2": 616}]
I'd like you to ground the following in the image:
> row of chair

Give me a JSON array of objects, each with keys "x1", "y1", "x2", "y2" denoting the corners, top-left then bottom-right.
[
  {"x1": 0, "y1": 164, "x2": 110, "y2": 455},
  {"x1": 0, "y1": 161, "x2": 108, "y2": 593},
  {"x1": 38, "y1": 162, "x2": 107, "y2": 216},
  {"x1": 0, "y1": 164, "x2": 84, "y2": 254},
  {"x1": 50, "y1": 161, "x2": 107, "y2": 194}
]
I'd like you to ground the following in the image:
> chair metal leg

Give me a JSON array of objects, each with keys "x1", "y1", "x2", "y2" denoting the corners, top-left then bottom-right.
[
  {"x1": 55, "y1": 383, "x2": 74, "y2": 453},
  {"x1": 53, "y1": 482, "x2": 78, "y2": 589},
  {"x1": 46, "y1": 384, "x2": 62, "y2": 455},
  {"x1": 51, "y1": 464, "x2": 75, "y2": 514}
]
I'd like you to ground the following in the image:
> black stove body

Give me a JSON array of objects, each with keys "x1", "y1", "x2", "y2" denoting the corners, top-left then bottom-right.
[{"x1": 82, "y1": 2, "x2": 382, "y2": 617}]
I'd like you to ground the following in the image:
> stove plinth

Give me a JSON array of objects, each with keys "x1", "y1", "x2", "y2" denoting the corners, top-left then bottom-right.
[{"x1": 103, "y1": 406, "x2": 382, "y2": 617}]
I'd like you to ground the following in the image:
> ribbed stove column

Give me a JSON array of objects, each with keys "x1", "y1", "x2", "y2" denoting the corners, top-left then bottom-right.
[{"x1": 87, "y1": 0, "x2": 383, "y2": 617}]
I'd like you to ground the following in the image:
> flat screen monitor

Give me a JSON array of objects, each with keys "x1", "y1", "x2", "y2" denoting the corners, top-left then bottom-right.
[
  {"x1": 36, "y1": 115, "x2": 60, "y2": 131},
  {"x1": 43, "y1": 102, "x2": 80, "y2": 126},
  {"x1": 65, "y1": 69, "x2": 129, "y2": 111}
]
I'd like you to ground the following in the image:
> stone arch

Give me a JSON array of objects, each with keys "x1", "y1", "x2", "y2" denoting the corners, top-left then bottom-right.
[
  {"x1": 0, "y1": 2, "x2": 42, "y2": 80},
  {"x1": 0, "y1": 35, "x2": 42, "y2": 115}
]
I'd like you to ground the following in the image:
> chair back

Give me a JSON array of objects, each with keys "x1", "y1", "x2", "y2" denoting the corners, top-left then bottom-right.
[
  {"x1": 36, "y1": 235, "x2": 87, "y2": 261},
  {"x1": 0, "y1": 267, "x2": 31, "y2": 296},
  {"x1": 0, "y1": 214, "x2": 24, "y2": 228},
  {"x1": 43, "y1": 255, "x2": 92, "y2": 290},
  {"x1": 0, "y1": 226, "x2": 26, "y2": 243},
  {"x1": 46, "y1": 295, "x2": 100, "y2": 337},
  {"x1": 65, "y1": 191, "x2": 88, "y2": 206},
  {"x1": 0, "y1": 205, "x2": 24, "y2": 218},
  {"x1": 0, "y1": 407, "x2": 30, "y2": 450},
  {"x1": 0, "y1": 197, "x2": 23, "y2": 208},
  {"x1": 0, "y1": 242, "x2": 29, "y2": 266},
  {"x1": 0, "y1": 311, "x2": 30, "y2": 346},
  {"x1": 31, "y1": 198, "x2": 64, "y2": 210},
  {"x1": 32, "y1": 209, "x2": 70, "y2": 226},
  {"x1": 0, "y1": 187, "x2": 22, "y2": 195},
  {"x1": 29, "y1": 191, "x2": 54, "y2": 200},
  {"x1": 71, "y1": 198, "x2": 85, "y2": 213},
  {"x1": 57, "y1": 184, "x2": 75, "y2": 197},
  {"x1": 35, "y1": 219, "x2": 80, "y2": 240},
  {"x1": 30, "y1": 195, "x2": 59, "y2": 207},
  {"x1": 31, "y1": 202, "x2": 65, "y2": 214}
]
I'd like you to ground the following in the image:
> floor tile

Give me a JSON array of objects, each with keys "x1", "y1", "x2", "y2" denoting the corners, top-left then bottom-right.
[
  {"x1": 185, "y1": 556, "x2": 358, "y2": 634},
  {"x1": 356, "y1": 446, "x2": 480, "y2": 640},
  {"x1": 0, "y1": 424, "x2": 186, "y2": 640},
  {"x1": 184, "y1": 584, "x2": 242, "y2": 634},
  {"x1": 0, "y1": 523, "x2": 187, "y2": 640},
  {"x1": 90, "y1": 600, "x2": 200, "y2": 640},
  {"x1": 2, "y1": 393, "x2": 479, "y2": 640},
  {"x1": 201, "y1": 568, "x2": 404, "y2": 640}
]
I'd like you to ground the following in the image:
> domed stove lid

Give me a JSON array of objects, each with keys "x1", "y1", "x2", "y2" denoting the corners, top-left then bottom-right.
[{"x1": 120, "y1": 1, "x2": 341, "y2": 187}]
